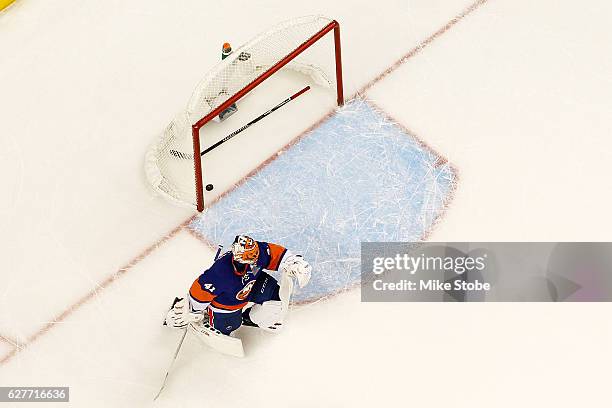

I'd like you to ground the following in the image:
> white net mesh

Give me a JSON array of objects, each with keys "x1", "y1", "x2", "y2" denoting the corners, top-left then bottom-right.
[{"x1": 145, "y1": 15, "x2": 337, "y2": 209}]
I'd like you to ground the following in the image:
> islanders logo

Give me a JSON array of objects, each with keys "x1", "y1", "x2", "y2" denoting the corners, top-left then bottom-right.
[{"x1": 236, "y1": 280, "x2": 256, "y2": 301}]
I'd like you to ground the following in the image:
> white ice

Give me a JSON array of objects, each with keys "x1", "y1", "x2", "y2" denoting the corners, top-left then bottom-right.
[{"x1": 1, "y1": 0, "x2": 611, "y2": 407}]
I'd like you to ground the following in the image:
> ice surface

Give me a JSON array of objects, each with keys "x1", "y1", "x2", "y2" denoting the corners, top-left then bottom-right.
[
  {"x1": 190, "y1": 98, "x2": 456, "y2": 302},
  {"x1": 2, "y1": 0, "x2": 612, "y2": 406}
]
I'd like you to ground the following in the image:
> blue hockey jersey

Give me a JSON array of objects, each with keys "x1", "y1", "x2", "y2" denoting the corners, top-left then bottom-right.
[{"x1": 189, "y1": 241, "x2": 287, "y2": 313}]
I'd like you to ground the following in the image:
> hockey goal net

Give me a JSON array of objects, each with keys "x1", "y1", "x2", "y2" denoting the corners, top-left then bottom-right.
[{"x1": 145, "y1": 15, "x2": 344, "y2": 211}]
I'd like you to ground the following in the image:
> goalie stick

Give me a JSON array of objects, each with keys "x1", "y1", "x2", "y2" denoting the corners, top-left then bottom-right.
[
  {"x1": 169, "y1": 86, "x2": 311, "y2": 160},
  {"x1": 153, "y1": 245, "x2": 223, "y2": 401}
]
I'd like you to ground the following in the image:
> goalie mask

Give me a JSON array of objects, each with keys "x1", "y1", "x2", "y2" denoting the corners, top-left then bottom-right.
[{"x1": 231, "y1": 235, "x2": 260, "y2": 265}]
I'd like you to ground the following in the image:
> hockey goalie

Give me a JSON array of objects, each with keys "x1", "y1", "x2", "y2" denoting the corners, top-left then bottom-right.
[{"x1": 164, "y1": 235, "x2": 312, "y2": 356}]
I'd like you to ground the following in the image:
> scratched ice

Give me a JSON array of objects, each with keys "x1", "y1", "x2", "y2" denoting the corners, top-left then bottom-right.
[{"x1": 190, "y1": 98, "x2": 457, "y2": 302}]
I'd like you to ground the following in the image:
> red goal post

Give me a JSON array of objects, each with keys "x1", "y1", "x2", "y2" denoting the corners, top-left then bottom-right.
[{"x1": 145, "y1": 16, "x2": 344, "y2": 211}]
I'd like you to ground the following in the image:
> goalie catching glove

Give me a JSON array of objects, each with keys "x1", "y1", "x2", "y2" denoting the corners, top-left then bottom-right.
[{"x1": 279, "y1": 252, "x2": 312, "y2": 288}]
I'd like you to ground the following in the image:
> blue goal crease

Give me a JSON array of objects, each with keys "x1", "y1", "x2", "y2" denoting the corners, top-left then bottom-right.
[{"x1": 189, "y1": 98, "x2": 457, "y2": 303}]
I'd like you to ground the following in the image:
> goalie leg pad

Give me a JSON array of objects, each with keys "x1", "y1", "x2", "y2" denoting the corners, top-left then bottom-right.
[
  {"x1": 248, "y1": 301, "x2": 284, "y2": 332},
  {"x1": 243, "y1": 272, "x2": 294, "y2": 332},
  {"x1": 190, "y1": 320, "x2": 244, "y2": 358}
]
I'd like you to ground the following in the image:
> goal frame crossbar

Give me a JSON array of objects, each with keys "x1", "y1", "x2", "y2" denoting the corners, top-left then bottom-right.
[{"x1": 191, "y1": 19, "x2": 344, "y2": 211}]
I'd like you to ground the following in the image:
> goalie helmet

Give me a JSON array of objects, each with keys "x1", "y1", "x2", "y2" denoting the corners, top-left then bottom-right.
[{"x1": 231, "y1": 235, "x2": 260, "y2": 265}]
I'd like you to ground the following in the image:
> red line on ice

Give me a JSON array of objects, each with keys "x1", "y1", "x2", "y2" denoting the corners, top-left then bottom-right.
[{"x1": 0, "y1": 0, "x2": 487, "y2": 366}]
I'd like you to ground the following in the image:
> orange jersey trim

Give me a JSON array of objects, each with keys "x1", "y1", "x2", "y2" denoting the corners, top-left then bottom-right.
[
  {"x1": 189, "y1": 279, "x2": 216, "y2": 303},
  {"x1": 210, "y1": 300, "x2": 248, "y2": 311},
  {"x1": 266, "y1": 243, "x2": 287, "y2": 271}
]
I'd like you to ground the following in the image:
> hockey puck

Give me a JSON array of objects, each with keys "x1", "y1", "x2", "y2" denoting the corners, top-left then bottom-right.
[{"x1": 205, "y1": 184, "x2": 214, "y2": 191}]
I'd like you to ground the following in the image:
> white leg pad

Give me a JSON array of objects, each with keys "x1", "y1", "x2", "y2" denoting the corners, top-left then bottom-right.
[
  {"x1": 250, "y1": 301, "x2": 284, "y2": 331},
  {"x1": 189, "y1": 321, "x2": 244, "y2": 358},
  {"x1": 249, "y1": 271, "x2": 294, "y2": 332},
  {"x1": 279, "y1": 269, "x2": 294, "y2": 314}
]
